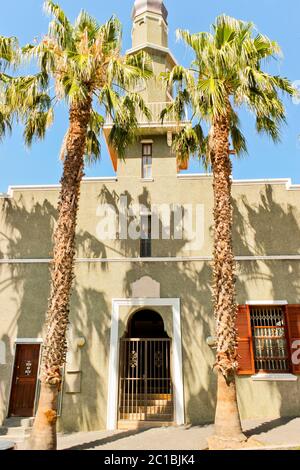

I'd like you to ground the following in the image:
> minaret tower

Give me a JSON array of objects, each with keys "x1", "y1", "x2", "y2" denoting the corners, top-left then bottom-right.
[
  {"x1": 132, "y1": 0, "x2": 169, "y2": 49},
  {"x1": 129, "y1": 0, "x2": 176, "y2": 104},
  {"x1": 104, "y1": 0, "x2": 188, "y2": 173}
]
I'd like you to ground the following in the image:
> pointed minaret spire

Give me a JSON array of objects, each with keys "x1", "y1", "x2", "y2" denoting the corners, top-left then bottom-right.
[{"x1": 132, "y1": 0, "x2": 168, "y2": 23}]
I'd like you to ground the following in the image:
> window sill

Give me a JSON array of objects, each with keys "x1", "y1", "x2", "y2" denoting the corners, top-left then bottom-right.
[
  {"x1": 141, "y1": 178, "x2": 154, "y2": 182},
  {"x1": 251, "y1": 373, "x2": 297, "y2": 382}
]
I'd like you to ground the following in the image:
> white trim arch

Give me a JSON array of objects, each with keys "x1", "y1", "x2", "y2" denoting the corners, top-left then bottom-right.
[{"x1": 106, "y1": 298, "x2": 184, "y2": 430}]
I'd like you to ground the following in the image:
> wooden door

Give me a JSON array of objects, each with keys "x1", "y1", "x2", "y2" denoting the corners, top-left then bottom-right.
[{"x1": 9, "y1": 344, "x2": 40, "y2": 417}]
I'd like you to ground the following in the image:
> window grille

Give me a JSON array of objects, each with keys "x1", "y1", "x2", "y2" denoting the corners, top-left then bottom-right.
[{"x1": 250, "y1": 306, "x2": 290, "y2": 373}]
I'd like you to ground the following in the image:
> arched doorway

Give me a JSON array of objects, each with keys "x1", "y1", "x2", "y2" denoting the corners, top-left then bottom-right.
[{"x1": 118, "y1": 309, "x2": 173, "y2": 427}]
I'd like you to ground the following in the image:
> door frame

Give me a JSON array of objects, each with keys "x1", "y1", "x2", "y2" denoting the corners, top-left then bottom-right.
[
  {"x1": 107, "y1": 298, "x2": 184, "y2": 430},
  {"x1": 7, "y1": 338, "x2": 43, "y2": 418}
]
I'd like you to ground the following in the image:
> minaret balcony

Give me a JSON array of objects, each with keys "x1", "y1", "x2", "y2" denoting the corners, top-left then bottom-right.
[{"x1": 104, "y1": 101, "x2": 189, "y2": 134}]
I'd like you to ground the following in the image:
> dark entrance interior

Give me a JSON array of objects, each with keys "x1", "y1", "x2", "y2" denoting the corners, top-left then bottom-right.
[
  {"x1": 127, "y1": 309, "x2": 169, "y2": 339},
  {"x1": 118, "y1": 309, "x2": 173, "y2": 425}
]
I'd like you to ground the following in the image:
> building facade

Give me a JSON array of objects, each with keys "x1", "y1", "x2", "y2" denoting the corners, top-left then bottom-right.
[{"x1": 1, "y1": 0, "x2": 300, "y2": 433}]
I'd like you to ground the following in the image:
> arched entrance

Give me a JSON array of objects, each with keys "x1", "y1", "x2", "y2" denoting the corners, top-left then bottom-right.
[{"x1": 118, "y1": 309, "x2": 173, "y2": 427}]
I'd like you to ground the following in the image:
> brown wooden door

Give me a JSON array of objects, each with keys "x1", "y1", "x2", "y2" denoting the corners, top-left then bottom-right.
[{"x1": 9, "y1": 344, "x2": 40, "y2": 417}]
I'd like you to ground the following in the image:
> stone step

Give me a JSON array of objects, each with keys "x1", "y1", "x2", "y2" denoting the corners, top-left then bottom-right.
[
  {"x1": 4, "y1": 417, "x2": 34, "y2": 429},
  {"x1": 123, "y1": 394, "x2": 172, "y2": 400},
  {"x1": 121, "y1": 401, "x2": 173, "y2": 407},
  {"x1": 118, "y1": 420, "x2": 174, "y2": 430},
  {"x1": 120, "y1": 413, "x2": 173, "y2": 421},
  {"x1": 0, "y1": 426, "x2": 32, "y2": 439},
  {"x1": 120, "y1": 405, "x2": 173, "y2": 413},
  {"x1": 0, "y1": 416, "x2": 34, "y2": 441}
]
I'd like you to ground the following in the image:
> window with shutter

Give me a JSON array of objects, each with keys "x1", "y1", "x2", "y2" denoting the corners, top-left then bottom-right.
[
  {"x1": 237, "y1": 304, "x2": 300, "y2": 376},
  {"x1": 286, "y1": 305, "x2": 300, "y2": 375},
  {"x1": 236, "y1": 305, "x2": 255, "y2": 375}
]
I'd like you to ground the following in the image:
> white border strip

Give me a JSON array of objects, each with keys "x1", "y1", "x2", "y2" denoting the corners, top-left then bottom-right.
[
  {"x1": 177, "y1": 174, "x2": 300, "y2": 191},
  {"x1": 14, "y1": 338, "x2": 43, "y2": 343},
  {"x1": 246, "y1": 300, "x2": 288, "y2": 305},
  {"x1": 177, "y1": 173, "x2": 213, "y2": 180},
  {"x1": 233, "y1": 178, "x2": 291, "y2": 186},
  {"x1": 251, "y1": 373, "x2": 297, "y2": 382},
  {"x1": 1, "y1": 255, "x2": 300, "y2": 265},
  {"x1": 1, "y1": 175, "x2": 299, "y2": 198},
  {"x1": 0, "y1": 177, "x2": 118, "y2": 198},
  {"x1": 106, "y1": 298, "x2": 184, "y2": 430}
]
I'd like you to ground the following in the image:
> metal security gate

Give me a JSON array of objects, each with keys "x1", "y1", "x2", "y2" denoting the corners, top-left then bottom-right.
[{"x1": 118, "y1": 339, "x2": 173, "y2": 422}]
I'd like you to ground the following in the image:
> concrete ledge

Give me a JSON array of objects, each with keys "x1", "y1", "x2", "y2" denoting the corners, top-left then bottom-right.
[{"x1": 251, "y1": 373, "x2": 298, "y2": 382}]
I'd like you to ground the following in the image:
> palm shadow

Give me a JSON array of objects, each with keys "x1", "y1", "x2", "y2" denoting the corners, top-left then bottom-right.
[
  {"x1": 232, "y1": 184, "x2": 300, "y2": 420},
  {"x1": 63, "y1": 427, "x2": 152, "y2": 450}
]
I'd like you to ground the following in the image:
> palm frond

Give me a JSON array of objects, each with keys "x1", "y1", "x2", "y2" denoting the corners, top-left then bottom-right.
[
  {"x1": 85, "y1": 111, "x2": 104, "y2": 163},
  {"x1": 170, "y1": 15, "x2": 294, "y2": 161},
  {"x1": 0, "y1": 35, "x2": 19, "y2": 71},
  {"x1": 23, "y1": 107, "x2": 54, "y2": 146},
  {"x1": 230, "y1": 124, "x2": 247, "y2": 156},
  {"x1": 256, "y1": 115, "x2": 281, "y2": 142},
  {"x1": 99, "y1": 15, "x2": 122, "y2": 54},
  {"x1": 173, "y1": 124, "x2": 207, "y2": 167},
  {"x1": 44, "y1": 1, "x2": 71, "y2": 31},
  {"x1": 0, "y1": 105, "x2": 12, "y2": 140},
  {"x1": 9, "y1": 4, "x2": 152, "y2": 156}
]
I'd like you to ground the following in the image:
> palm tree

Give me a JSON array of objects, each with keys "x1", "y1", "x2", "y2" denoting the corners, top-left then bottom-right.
[
  {"x1": 161, "y1": 15, "x2": 295, "y2": 449},
  {"x1": 11, "y1": 1, "x2": 152, "y2": 450}
]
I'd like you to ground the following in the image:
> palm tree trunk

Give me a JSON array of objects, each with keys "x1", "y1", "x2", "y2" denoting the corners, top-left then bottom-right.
[
  {"x1": 27, "y1": 97, "x2": 92, "y2": 450},
  {"x1": 207, "y1": 110, "x2": 246, "y2": 449}
]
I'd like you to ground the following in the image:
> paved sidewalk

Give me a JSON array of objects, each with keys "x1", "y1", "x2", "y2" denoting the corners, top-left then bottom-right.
[{"x1": 50, "y1": 417, "x2": 300, "y2": 450}]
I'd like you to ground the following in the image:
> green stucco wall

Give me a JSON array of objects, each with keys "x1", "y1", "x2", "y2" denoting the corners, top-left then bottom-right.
[{"x1": 0, "y1": 153, "x2": 300, "y2": 430}]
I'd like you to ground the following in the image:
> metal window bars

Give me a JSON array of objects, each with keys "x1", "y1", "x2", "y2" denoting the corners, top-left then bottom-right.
[{"x1": 250, "y1": 306, "x2": 290, "y2": 373}]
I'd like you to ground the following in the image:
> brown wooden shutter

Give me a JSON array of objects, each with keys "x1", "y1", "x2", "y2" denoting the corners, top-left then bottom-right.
[
  {"x1": 236, "y1": 305, "x2": 255, "y2": 375},
  {"x1": 286, "y1": 305, "x2": 300, "y2": 375}
]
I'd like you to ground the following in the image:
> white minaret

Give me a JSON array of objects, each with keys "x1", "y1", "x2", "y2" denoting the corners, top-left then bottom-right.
[{"x1": 104, "y1": 1, "x2": 187, "y2": 174}]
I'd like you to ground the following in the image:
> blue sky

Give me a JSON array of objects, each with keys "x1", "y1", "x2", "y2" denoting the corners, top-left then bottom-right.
[{"x1": 0, "y1": 0, "x2": 299, "y2": 192}]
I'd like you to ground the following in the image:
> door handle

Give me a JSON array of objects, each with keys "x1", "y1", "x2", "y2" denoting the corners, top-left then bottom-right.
[{"x1": 15, "y1": 377, "x2": 19, "y2": 385}]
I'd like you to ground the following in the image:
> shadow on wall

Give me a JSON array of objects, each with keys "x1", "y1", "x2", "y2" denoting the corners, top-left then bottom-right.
[
  {"x1": 0, "y1": 197, "x2": 58, "y2": 337},
  {"x1": 76, "y1": 230, "x2": 108, "y2": 270},
  {"x1": 98, "y1": 185, "x2": 197, "y2": 258},
  {"x1": 0, "y1": 197, "x2": 57, "y2": 420},
  {"x1": 123, "y1": 259, "x2": 218, "y2": 425},
  {"x1": 60, "y1": 283, "x2": 112, "y2": 432},
  {"x1": 65, "y1": 281, "x2": 129, "y2": 432},
  {"x1": 0, "y1": 195, "x2": 111, "y2": 428},
  {"x1": 1, "y1": 183, "x2": 299, "y2": 427},
  {"x1": 232, "y1": 184, "x2": 300, "y2": 420},
  {"x1": 234, "y1": 185, "x2": 300, "y2": 300}
]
